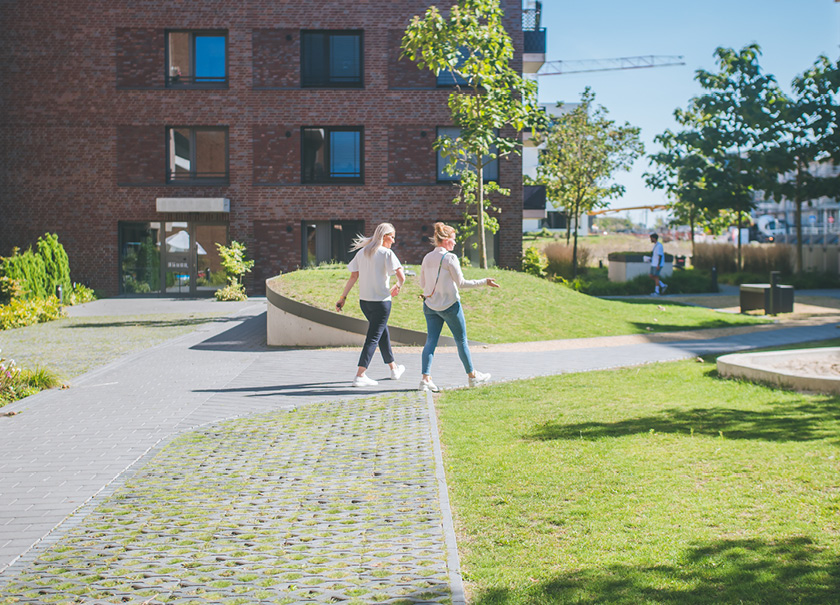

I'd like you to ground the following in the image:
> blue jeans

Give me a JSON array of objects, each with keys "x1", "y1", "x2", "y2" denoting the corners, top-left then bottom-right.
[
  {"x1": 358, "y1": 300, "x2": 394, "y2": 369},
  {"x1": 422, "y1": 301, "x2": 473, "y2": 375}
]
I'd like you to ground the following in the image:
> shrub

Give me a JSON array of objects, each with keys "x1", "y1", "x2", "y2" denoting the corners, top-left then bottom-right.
[
  {"x1": 215, "y1": 284, "x2": 248, "y2": 301},
  {"x1": 544, "y1": 243, "x2": 590, "y2": 279},
  {"x1": 0, "y1": 349, "x2": 22, "y2": 401},
  {"x1": 692, "y1": 243, "x2": 738, "y2": 273},
  {"x1": 0, "y1": 246, "x2": 47, "y2": 299},
  {"x1": 0, "y1": 296, "x2": 65, "y2": 331},
  {"x1": 0, "y1": 233, "x2": 73, "y2": 301},
  {"x1": 566, "y1": 267, "x2": 716, "y2": 296},
  {"x1": 216, "y1": 241, "x2": 254, "y2": 301},
  {"x1": 0, "y1": 362, "x2": 61, "y2": 405},
  {"x1": 67, "y1": 283, "x2": 97, "y2": 305},
  {"x1": 521, "y1": 246, "x2": 547, "y2": 278},
  {"x1": 742, "y1": 244, "x2": 793, "y2": 275},
  {"x1": 37, "y1": 233, "x2": 72, "y2": 298}
]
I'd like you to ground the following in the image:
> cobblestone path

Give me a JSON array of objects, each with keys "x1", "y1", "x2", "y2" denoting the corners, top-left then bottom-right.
[{"x1": 0, "y1": 393, "x2": 455, "y2": 604}]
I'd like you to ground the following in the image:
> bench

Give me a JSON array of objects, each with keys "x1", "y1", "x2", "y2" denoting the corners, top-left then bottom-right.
[{"x1": 740, "y1": 283, "x2": 794, "y2": 314}]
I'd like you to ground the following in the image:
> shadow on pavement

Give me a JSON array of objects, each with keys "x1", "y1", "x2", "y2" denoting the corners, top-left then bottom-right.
[{"x1": 190, "y1": 312, "x2": 269, "y2": 352}]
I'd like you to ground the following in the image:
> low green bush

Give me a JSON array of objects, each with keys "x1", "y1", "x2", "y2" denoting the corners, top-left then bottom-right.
[
  {"x1": 566, "y1": 267, "x2": 715, "y2": 296},
  {"x1": 215, "y1": 283, "x2": 248, "y2": 301},
  {"x1": 67, "y1": 283, "x2": 97, "y2": 305},
  {"x1": 0, "y1": 296, "x2": 65, "y2": 331},
  {"x1": 521, "y1": 246, "x2": 547, "y2": 278},
  {"x1": 0, "y1": 362, "x2": 62, "y2": 405}
]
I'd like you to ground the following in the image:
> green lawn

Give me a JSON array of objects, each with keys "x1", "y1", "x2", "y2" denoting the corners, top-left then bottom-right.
[
  {"x1": 437, "y1": 346, "x2": 840, "y2": 604},
  {"x1": 272, "y1": 266, "x2": 766, "y2": 343}
]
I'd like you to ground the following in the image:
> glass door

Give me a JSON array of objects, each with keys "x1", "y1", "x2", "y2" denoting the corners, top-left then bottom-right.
[
  {"x1": 164, "y1": 222, "x2": 192, "y2": 294},
  {"x1": 195, "y1": 224, "x2": 228, "y2": 294}
]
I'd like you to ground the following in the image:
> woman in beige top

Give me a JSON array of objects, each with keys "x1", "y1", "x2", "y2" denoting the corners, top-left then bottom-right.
[{"x1": 418, "y1": 222, "x2": 498, "y2": 392}]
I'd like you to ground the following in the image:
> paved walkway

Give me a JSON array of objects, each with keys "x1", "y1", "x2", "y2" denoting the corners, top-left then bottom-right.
[{"x1": 0, "y1": 296, "x2": 838, "y2": 603}]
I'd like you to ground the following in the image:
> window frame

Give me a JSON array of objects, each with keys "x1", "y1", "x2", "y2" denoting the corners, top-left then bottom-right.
[
  {"x1": 165, "y1": 29, "x2": 229, "y2": 89},
  {"x1": 301, "y1": 126, "x2": 365, "y2": 185},
  {"x1": 300, "y1": 29, "x2": 364, "y2": 89},
  {"x1": 166, "y1": 126, "x2": 230, "y2": 185},
  {"x1": 436, "y1": 126, "x2": 499, "y2": 183}
]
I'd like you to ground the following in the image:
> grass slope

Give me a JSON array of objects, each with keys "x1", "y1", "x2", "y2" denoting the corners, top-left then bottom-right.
[
  {"x1": 438, "y1": 349, "x2": 840, "y2": 604},
  {"x1": 272, "y1": 265, "x2": 766, "y2": 343}
]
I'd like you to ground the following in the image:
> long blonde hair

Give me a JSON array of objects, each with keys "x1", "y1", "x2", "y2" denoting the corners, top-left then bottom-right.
[
  {"x1": 351, "y1": 222, "x2": 395, "y2": 257},
  {"x1": 432, "y1": 222, "x2": 456, "y2": 246}
]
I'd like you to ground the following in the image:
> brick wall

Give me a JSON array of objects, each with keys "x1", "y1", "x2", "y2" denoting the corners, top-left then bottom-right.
[{"x1": 0, "y1": 0, "x2": 525, "y2": 296}]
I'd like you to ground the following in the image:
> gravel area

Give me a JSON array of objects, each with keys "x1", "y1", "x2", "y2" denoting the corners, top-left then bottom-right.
[{"x1": 0, "y1": 393, "x2": 453, "y2": 604}]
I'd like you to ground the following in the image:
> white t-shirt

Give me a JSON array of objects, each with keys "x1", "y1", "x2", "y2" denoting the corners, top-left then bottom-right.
[
  {"x1": 347, "y1": 246, "x2": 402, "y2": 302},
  {"x1": 651, "y1": 241, "x2": 664, "y2": 268},
  {"x1": 419, "y1": 247, "x2": 487, "y2": 311}
]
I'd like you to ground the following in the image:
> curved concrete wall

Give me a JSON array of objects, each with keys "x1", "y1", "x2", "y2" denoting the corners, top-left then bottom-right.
[
  {"x1": 717, "y1": 347, "x2": 840, "y2": 394},
  {"x1": 266, "y1": 277, "x2": 461, "y2": 347}
]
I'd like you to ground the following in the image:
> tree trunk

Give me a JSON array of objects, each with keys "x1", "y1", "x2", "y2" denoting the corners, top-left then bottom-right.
[
  {"x1": 571, "y1": 199, "x2": 580, "y2": 279},
  {"x1": 689, "y1": 209, "x2": 696, "y2": 260},
  {"x1": 795, "y1": 162, "x2": 804, "y2": 274},
  {"x1": 737, "y1": 211, "x2": 743, "y2": 270},
  {"x1": 478, "y1": 165, "x2": 487, "y2": 269},
  {"x1": 565, "y1": 213, "x2": 571, "y2": 245}
]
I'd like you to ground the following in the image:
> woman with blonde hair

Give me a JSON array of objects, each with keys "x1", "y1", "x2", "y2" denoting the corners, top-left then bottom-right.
[
  {"x1": 336, "y1": 222, "x2": 406, "y2": 387},
  {"x1": 418, "y1": 222, "x2": 498, "y2": 392}
]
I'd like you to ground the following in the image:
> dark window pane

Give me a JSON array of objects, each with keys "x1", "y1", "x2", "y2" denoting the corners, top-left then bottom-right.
[
  {"x1": 302, "y1": 31, "x2": 361, "y2": 87},
  {"x1": 195, "y1": 36, "x2": 226, "y2": 82},
  {"x1": 302, "y1": 33, "x2": 326, "y2": 86},
  {"x1": 302, "y1": 128, "x2": 326, "y2": 181},
  {"x1": 330, "y1": 131, "x2": 360, "y2": 178}
]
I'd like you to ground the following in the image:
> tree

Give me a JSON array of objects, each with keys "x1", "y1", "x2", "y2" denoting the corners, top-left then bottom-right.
[
  {"x1": 646, "y1": 128, "x2": 711, "y2": 258},
  {"x1": 534, "y1": 88, "x2": 644, "y2": 278},
  {"x1": 684, "y1": 45, "x2": 785, "y2": 268},
  {"x1": 401, "y1": 0, "x2": 545, "y2": 268},
  {"x1": 767, "y1": 55, "x2": 840, "y2": 272}
]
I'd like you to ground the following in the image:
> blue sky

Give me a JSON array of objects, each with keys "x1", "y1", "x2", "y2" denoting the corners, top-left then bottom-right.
[{"x1": 534, "y1": 0, "x2": 840, "y2": 226}]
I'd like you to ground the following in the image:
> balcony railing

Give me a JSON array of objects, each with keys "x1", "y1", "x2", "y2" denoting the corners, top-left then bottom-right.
[
  {"x1": 166, "y1": 170, "x2": 229, "y2": 183},
  {"x1": 524, "y1": 184, "x2": 547, "y2": 211},
  {"x1": 524, "y1": 29, "x2": 546, "y2": 54},
  {"x1": 166, "y1": 75, "x2": 228, "y2": 88},
  {"x1": 523, "y1": 2, "x2": 546, "y2": 55}
]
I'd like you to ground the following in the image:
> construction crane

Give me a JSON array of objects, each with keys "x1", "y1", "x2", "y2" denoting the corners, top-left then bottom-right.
[
  {"x1": 588, "y1": 205, "x2": 669, "y2": 216},
  {"x1": 537, "y1": 55, "x2": 685, "y2": 77}
]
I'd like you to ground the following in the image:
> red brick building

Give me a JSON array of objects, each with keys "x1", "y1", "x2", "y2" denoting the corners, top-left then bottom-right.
[{"x1": 0, "y1": 0, "x2": 541, "y2": 296}]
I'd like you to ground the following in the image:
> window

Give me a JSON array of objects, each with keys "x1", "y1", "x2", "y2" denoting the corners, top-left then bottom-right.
[
  {"x1": 167, "y1": 127, "x2": 229, "y2": 183},
  {"x1": 302, "y1": 220, "x2": 365, "y2": 266},
  {"x1": 436, "y1": 127, "x2": 499, "y2": 182},
  {"x1": 301, "y1": 30, "x2": 363, "y2": 87},
  {"x1": 437, "y1": 46, "x2": 470, "y2": 87},
  {"x1": 302, "y1": 127, "x2": 363, "y2": 184},
  {"x1": 167, "y1": 31, "x2": 227, "y2": 87}
]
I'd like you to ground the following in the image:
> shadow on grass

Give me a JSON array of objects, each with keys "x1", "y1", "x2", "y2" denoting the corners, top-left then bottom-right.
[
  {"x1": 472, "y1": 537, "x2": 840, "y2": 605},
  {"x1": 525, "y1": 395, "x2": 840, "y2": 443}
]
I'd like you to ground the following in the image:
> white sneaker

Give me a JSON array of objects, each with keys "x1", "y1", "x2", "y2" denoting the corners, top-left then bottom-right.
[
  {"x1": 660, "y1": 283, "x2": 668, "y2": 294},
  {"x1": 390, "y1": 364, "x2": 405, "y2": 380},
  {"x1": 352, "y1": 374, "x2": 378, "y2": 387},
  {"x1": 419, "y1": 378, "x2": 439, "y2": 392},
  {"x1": 468, "y1": 371, "x2": 491, "y2": 388}
]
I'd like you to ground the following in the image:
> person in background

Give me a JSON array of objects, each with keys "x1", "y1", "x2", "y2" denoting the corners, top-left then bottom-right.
[
  {"x1": 645, "y1": 232, "x2": 667, "y2": 296},
  {"x1": 418, "y1": 222, "x2": 498, "y2": 392},
  {"x1": 336, "y1": 223, "x2": 406, "y2": 387}
]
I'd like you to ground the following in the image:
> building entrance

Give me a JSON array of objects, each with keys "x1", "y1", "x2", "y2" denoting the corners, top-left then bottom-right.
[{"x1": 119, "y1": 221, "x2": 228, "y2": 296}]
